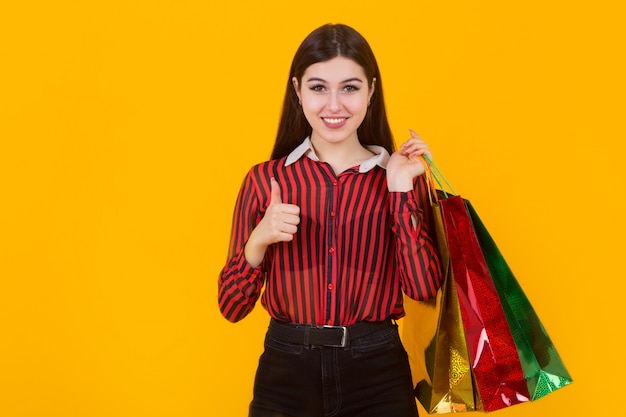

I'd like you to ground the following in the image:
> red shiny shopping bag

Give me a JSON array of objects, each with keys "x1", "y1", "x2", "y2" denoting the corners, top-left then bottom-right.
[{"x1": 440, "y1": 194, "x2": 530, "y2": 412}]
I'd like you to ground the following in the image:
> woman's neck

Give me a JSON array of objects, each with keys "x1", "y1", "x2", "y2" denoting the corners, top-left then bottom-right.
[{"x1": 310, "y1": 135, "x2": 375, "y2": 174}]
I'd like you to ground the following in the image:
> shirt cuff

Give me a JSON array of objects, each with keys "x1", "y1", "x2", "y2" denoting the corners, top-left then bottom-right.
[
  {"x1": 389, "y1": 190, "x2": 419, "y2": 214},
  {"x1": 232, "y1": 249, "x2": 264, "y2": 302}
]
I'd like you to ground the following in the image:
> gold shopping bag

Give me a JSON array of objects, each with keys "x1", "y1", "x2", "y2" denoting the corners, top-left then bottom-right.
[{"x1": 403, "y1": 177, "x2": 481, "y2": 413}]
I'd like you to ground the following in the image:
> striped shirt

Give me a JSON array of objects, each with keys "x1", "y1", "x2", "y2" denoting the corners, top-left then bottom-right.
[{"x1": 218, "y1": 138, "x2": 442, "y2": 326}]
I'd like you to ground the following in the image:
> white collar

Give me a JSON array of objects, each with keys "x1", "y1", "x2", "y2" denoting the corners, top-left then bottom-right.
[{"x1": 284, "y1": 137, "x2": 390, "y2": 173}]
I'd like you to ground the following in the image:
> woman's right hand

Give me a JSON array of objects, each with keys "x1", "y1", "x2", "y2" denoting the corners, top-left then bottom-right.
[{"x1": 244, "y1": 178, "x2": 300, "y2": 267}]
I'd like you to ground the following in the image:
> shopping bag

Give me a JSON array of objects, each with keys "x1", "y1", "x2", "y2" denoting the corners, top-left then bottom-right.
[
  {"x1": 440, "y1": 192, "x2": 530, "y2": 412},
  {"x1": 404, "y1": 156, "x2": 572, "y2": 413},
  {"x1": 465, "y1": 202, "x2": 573, "y2": 400},
  {"x1": 403, "y1": 184, "x2": 480, "y2": 413},
  {"x1": 404, "y1": 157, "x2": 528, "y2": 413}
]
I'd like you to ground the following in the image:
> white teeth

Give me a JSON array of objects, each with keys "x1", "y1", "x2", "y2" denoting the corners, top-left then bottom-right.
[{"x1": 323, "y1": 118, "x2": 346, "y2": 124}]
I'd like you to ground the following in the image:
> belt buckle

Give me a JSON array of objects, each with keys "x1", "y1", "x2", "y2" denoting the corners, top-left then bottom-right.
[{"x1": 323, "y1": 325, "x2": 348, "y2": 347}]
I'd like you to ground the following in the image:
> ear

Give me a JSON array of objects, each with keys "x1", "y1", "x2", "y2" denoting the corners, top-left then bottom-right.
[
  {"x1": 369, "y1": 77, "x2": 376, "y2": 102},
  {"x1": 292, "y1": 77, "x2": 301, "y2": 102}
]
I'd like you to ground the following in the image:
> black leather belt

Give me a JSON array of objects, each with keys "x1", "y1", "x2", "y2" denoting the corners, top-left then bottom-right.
[{"x1": 268, "y1": 318, "x2": 394, "y2": 348}]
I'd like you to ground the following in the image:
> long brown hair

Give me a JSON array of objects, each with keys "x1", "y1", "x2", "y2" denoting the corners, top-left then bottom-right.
[{"x1": 271, "y1": 24, "x2": 395, "y2": 160}]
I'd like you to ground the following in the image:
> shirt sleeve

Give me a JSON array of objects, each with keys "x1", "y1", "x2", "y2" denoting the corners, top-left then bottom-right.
[
  {"x1": 218, "y1": 168, "x2": 266, "y2": 322},
  {"x1": 389, "y1": 174, "x2": 443, "y2": 301}
]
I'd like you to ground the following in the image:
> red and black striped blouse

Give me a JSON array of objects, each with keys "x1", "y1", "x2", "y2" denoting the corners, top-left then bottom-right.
[{"x1": 218, "y1": 139, "x2": 442, "y2": 326}]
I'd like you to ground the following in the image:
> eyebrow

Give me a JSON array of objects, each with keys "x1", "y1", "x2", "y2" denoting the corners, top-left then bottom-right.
[{"x1": 305, "y1": 77, "x2": 364, "y2": 84}]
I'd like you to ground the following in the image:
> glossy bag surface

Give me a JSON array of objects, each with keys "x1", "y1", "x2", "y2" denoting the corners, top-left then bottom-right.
[
  {"x1": 404, "y1": 157, "x2": 572, "y2": 413},
  {"x1": 403, "y1": 191, "x2": 480, "y2": 414},
  {"x1": 440, "y1": 195, "x2": 530, "y2": 412},
  {"x1": 465, "y1": 202, "x2": 573, "y2": 400}
]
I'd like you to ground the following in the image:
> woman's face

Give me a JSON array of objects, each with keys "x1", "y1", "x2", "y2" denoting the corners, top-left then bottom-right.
[{"x1": 293, "y1": 56, "x2": 374, "y2": 147}]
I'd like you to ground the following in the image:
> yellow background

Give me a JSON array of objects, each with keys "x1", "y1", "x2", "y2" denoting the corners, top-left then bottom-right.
[{"x1": 1, "y1": 1, "x2": 624, "y2": 416}]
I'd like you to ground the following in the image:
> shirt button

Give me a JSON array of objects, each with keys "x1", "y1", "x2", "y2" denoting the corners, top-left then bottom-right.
[
  {"x1": 332, "y1": 180, "x2": 338, "y2": 186},
  {"x1": 327, "y1": 319, "x2": 333, "y2": 326},
  {"x1": 330, "y1": 211, "x2": 336, "y2": 217},
  {"x1": 328, "y1": 283, "x2": 334, "y2": 290},
  {"x1": 329, "y1": 247, "x2": 335, "y2": 254}
]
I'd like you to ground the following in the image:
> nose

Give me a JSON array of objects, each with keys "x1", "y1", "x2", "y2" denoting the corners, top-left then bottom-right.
[{"x1": 327, "y1": 91, "x2": 341, "y2": 112}]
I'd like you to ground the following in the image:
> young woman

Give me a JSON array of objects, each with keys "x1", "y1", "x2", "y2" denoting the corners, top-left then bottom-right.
[{"x1": 218, "y1": 23, "x2": 442, "y2": 417}]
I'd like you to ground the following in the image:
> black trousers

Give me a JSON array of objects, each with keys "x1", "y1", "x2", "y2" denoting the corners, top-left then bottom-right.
[{"x1": 249, "y1": 323, "x2": 419, "y2": 417}]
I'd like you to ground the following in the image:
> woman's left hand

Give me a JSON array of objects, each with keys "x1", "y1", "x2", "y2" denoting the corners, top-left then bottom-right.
[{"x1": 386, "y1": 129, "x2": 432, "y2": 192}]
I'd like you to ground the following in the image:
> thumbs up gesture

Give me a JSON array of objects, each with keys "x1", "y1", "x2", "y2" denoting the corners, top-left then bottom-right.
[
  {"x1": 269, "y1": 177, "x2": 285, "y2": 206},
  {"x1": 244, "y1": 178, "x2": 301, "y2": 267}
]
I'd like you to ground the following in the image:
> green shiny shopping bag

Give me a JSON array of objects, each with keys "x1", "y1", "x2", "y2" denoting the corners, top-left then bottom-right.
[{"x1": 465, "y1": 202, "x2": 573, "y2": 400}]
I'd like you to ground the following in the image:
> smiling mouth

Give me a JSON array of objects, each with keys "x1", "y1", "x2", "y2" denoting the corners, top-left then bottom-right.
[{"x1": 322, "y1": 117, "x2": 348, "y2": 124}]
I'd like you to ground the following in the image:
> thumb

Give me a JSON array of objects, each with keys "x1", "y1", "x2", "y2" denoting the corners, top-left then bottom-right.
[{"x1": 270, "y1": 178, "x2": 282, "y2": 205}]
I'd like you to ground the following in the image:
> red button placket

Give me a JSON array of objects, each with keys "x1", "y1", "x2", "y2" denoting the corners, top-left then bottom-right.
[{"x1": 325, "y1": 178, "x2": 340, "y2": 325}]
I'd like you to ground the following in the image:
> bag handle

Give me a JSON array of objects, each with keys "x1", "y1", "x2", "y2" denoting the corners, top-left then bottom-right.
[
  {"x1": 417, "y1": 156, "x2": 439, "y2": 206},
  {"x1": 417, "y1": 155, "x2": 457, "y2": 202}
]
